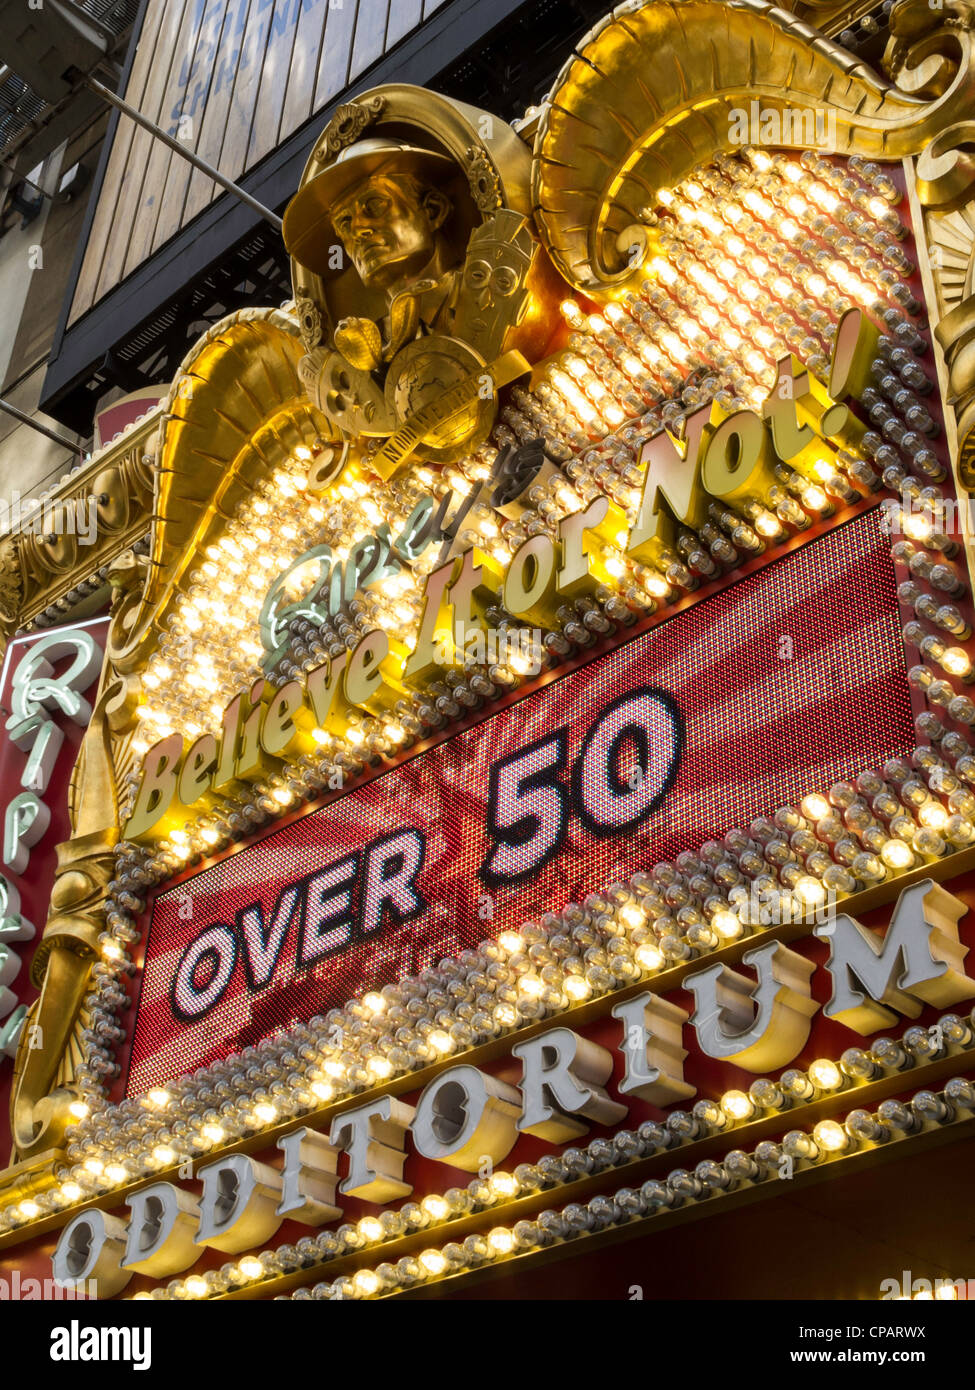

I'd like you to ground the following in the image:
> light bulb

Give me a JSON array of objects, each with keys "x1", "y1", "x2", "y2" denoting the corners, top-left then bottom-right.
[
  {"x1": 808, "y1": 1058, "x2": 842, "y2": 1092},
  {"x1": 564, "y1": 976, "x2": 591, "y2": 1001},
  {"x1": 636, "y1": 943, "x2": 664, "y2": 971},
  {"x1": 795, "y1": 875, "x2": 826, "y2": 907},
  {"x1": 881, "y1": 839, "x2": 915, "y2": 870},
  {"x1": 421, "y1": 1194, "x2": 450, "y2": 1223},
  {"x1": 918, "y1": 802, "x2": 947, "y2": 830},
  {"x1": 488, "y1": 1228, "x2": 515, "y2": 1255},
  {"x1": 942, "y1": 647, "x2": 972, "y2": 678},
  {"x1": 720, "y1": 1090, "x2": 755, "y2": 1121},
  {"x1": 813, "y1": 1119, "x2": 849, "y2": 1152},
  {"x1": 800, "y1": 795, "x2": 830, "y2": 827},
  {"x1": 712, "y1": 909, "x2": 743, "y2": 940}
]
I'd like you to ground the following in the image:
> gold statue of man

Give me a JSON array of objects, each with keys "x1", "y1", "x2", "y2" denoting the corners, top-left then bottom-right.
[{"x1": 284, "y1": 137, "x2": 463, "y2": 356}]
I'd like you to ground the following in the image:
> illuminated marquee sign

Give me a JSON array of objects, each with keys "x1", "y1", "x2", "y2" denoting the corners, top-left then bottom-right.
[
  {"x1": 53, "y1": 874, "x2": 975, "y2": 1298},
  {"x1": 122, "y1": 309, "x2": 880, "y2": 845},
  {"x1": 9, "y1": 4, "x2": 975, "y2": 1301},
  {"x1": 128, "y1": 509, "x2": 913, "y2": 1093},
  {"x1": 0, "y1": 621, "x2": 106, "y2": 1070}
]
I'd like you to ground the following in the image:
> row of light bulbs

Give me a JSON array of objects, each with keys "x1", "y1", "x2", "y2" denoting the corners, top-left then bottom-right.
[
  {"x1": 129, "y1": 1008, "x2": 975, "y2": 1299},
  {"x1": 529, "y1": 148, "x2": 912, "y2": 447},
  {"x1": 13, "y1": 723, "x2": 975, "y2": 1239},
  {"x1": 284, "y1": 1073, "x2": 975, "y2": 1301}
]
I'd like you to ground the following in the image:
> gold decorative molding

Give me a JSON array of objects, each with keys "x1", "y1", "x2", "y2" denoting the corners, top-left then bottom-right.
[{"x1": 0, "y1": 411, "x2": 159, "y2": 649}]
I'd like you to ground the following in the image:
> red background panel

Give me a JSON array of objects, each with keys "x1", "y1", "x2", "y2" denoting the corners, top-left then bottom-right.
[{"x1": 127, "y1": 509, "x2": 913, "y2": 1094}]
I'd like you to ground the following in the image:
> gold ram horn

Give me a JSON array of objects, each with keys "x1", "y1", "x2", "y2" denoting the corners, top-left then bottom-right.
[{"x1": 531, "y1": 0, "x2": 975, "y2": 295}]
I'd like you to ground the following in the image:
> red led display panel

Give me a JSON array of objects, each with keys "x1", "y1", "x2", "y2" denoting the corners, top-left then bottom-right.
[{"x1": 127, "y1": 509, "x2": 913, "y2": 1093}]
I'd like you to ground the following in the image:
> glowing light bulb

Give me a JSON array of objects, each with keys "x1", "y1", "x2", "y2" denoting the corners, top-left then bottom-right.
[
  {"x1": 712, "y1": 909, "x2": 743, "y2": 940},
  {"x1": 881, "y1": 839, "x2": 915, "y2": 870},
  {"x1": 353, "y1": 1270, "x2": 381, "y2": 1297},
  {"x1": 488, "y1": 1228, "x2": 515, "y2": 1255},
  {"x1": 808, "y1": 1058, "x2": 842, "y2": 1092},
  {"x1": 564, "y1": 975, "x2": 591, "y2": 1001},
  {"x1": 636, "y1": 942, "x2": 664, "y2": 971},
  {"x1": 239, "y1": 1257, "x2": 265, "y2": 1280},
  {"x1": 184, "y1": 1276, "x2": 208, "y2": 1298},
  {"x1": 422, "y1": 1194, "x2": 450, "y2": 1222},
  {"x1": 795, "y1": 875, "x2": 827, "y2": 907},
  {"x1": 517, "y1": 975, "x2": 544, "y2": 999},
  {"x1": 649, "y1": 257, "x2": 677, "y2": 285},
  {"x1": 800, "y1": 793, "x2": 830, "y2": 821},
  {"x1": 721, "y1": 1090, "x2": 755, "y2": 1121},
  {"x1": 813, "y1": 1119, "x2": 848, "y2": 1152},
  {"x1": 490, "y1": 1172, "x2": 519, "y2": 1199},
  {"x1": 942, "y1": 648, "x2": 972, "y2": 678},
  {"x1": 918, "y1": 802, "x2": 948, "y2": 830},
  {"x1": 754, "y1": 511, "x2": 782, "y2": 538},
  {"x1": 419, "y1": 1249, "x2": 448, "y2": 1277}
]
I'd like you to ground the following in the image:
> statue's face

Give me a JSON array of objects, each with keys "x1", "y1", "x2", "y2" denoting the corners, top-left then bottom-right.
[{"x1": 331, "y1": 175, "x2": 438, "y2": 290}]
